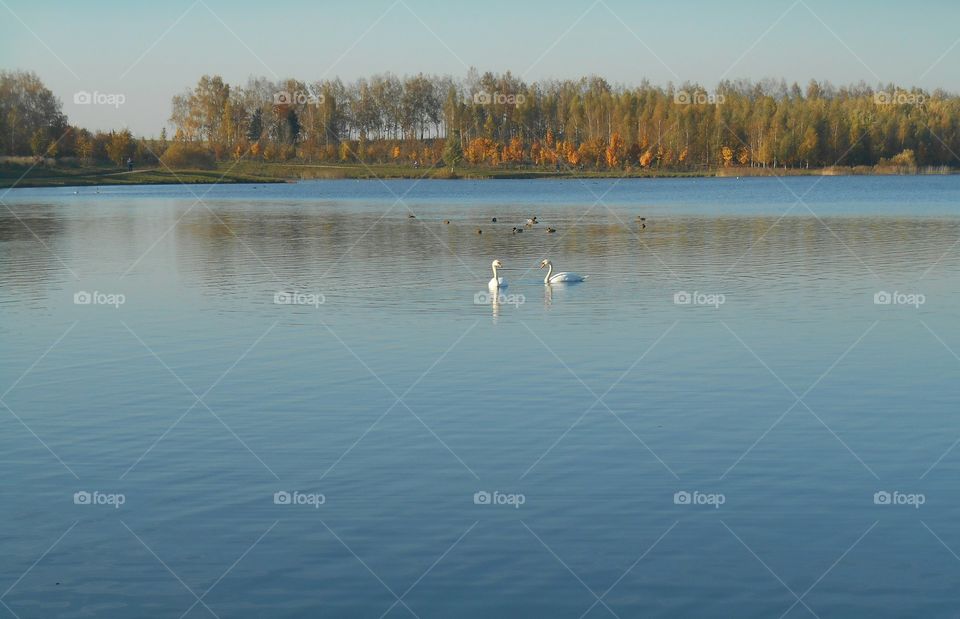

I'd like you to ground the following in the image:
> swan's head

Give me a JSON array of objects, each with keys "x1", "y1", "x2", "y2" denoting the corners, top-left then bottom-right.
[
  {"x1": 492, "y1": 259, "x2": 504, "y2": 269},
  {"x1": 538, "y1": 259, "x2": 551, "y2": 269}
]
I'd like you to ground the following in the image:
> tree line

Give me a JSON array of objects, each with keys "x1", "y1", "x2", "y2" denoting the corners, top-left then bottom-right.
[{"x1": 3, "y1": 68, "x2": 959, "y2": 171}]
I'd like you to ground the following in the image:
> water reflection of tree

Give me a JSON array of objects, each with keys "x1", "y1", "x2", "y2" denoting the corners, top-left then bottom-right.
[
  {"x1": 3, "y1": 203, "x2": 955, "y2": 297},
  {"x1": 0, "y1": 207, "x2": 68, "y2": 293},
  {"x1": 171, "y1": 209, "x2": 960, "y2": 292}
]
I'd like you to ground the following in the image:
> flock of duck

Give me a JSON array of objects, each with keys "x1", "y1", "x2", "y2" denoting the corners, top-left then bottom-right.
[{"x1": 474, "y1": 213, "x2": 589, "y2": 288}]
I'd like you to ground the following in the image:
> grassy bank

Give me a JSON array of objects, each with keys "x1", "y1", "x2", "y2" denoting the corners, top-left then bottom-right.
[
  {"x1": 217, "y1": 161, "x2": 715, "y2": 181},
  {"x1": 0, "y1": 162, "x2": 277, "y2": 189},
  {"x1": 2, "y1": 160, "x2": 955, "y2": 189}
]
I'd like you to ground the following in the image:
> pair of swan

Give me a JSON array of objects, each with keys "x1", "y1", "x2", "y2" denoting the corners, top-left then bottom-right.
[{"x1": 488, "y1": 259, "x2": 587, "y2": 289}]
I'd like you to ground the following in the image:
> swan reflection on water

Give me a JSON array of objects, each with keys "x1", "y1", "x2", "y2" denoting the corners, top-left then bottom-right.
[{"x1": 475, "y1": 288, "x2": 525, "y2": 322}]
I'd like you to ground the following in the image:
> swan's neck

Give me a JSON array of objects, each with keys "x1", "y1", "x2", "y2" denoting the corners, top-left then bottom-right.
[
  {"x1": 491, "y1": 264, "x2": 499, "y2": 281},
  {"x1": 544, "y1": 262, "x2": 553, "y2": 283}
]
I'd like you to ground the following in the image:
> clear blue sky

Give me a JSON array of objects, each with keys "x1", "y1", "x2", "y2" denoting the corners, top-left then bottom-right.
[{"x1": 2, "y1": 0, "x2": 958, "y2": 135}]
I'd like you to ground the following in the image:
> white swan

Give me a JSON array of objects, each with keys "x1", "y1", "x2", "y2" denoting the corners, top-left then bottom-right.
[
  {"x1": 489, "y1": 259, "x2": 508, "y2": 289},
  {"x1": 539, "y1": 259, "x2": 587, "y2": 284}
]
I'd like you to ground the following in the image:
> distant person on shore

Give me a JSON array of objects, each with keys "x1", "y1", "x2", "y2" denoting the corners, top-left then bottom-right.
[{"x1": 126, "y1": 157, "x2": 133, "y2": 172}]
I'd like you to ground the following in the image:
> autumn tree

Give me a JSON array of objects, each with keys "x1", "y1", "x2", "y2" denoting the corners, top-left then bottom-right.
[
  {"x1": 0, "y1": 70, "x2": 67, "y2": 155},
  {"x1": 247, "y1": 107, "x2": 263, "y2": 142},
  {"x1": 442, "y1": 129, "x2": 464, "y2": 172},
  {"x1": 105, "y1": 130, "x2": 133, "y2": 165},
  {"x1": 721, "y1": 146, "x2": 735, "y2": 167},
  {"x1": 148, "y1": 70, "x2": 960, "y2": 171},
  {"x1": 605, "y1": 132, "x2": 625, "y2": 168}
]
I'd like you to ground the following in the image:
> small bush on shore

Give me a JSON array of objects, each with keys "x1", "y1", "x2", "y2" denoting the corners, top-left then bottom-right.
[{"x1": 160, "y1": 143, "x2": 215, "y2": 169}]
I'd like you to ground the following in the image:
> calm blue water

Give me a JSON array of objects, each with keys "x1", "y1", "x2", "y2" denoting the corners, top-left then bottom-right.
[{"x1": 1, "y1": 176, "x2": 959, "y2": 618}]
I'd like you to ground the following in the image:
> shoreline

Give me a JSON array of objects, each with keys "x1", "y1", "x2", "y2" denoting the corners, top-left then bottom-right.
[{"x1": 1, "y1": 161, "x2": 954, "y2": 189}]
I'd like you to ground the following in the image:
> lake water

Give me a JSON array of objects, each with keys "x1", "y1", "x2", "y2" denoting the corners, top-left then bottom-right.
[{"x1": 1, "y1": 176, "x2": 959, "y2": 617}]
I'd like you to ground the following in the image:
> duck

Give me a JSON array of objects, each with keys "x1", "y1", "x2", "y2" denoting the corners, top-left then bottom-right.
[
  {"x1": 546, "y1": 227, "x2": 557, "y2": 233},
  {"x1": 512, "y1": 227, "x2": 523, "y2": 234},
  {"x1": 539, "y1": 259, "x2": 587, "y2": 284},
  {"x1": 491, "y1": 217, "x2": 497, "y2": 223},
  {"x1": 443, "y1": 220, "x2": 451, "y2": 224},
  {"x1": 488, "y1": 259, "x2": 507, "y2": 289},
  {"x1": 407, "y1": 214, "x2": 416, "y2": 219},
  {"x1": 476, "y1": 229, "x2": 483, "y2": 234}
]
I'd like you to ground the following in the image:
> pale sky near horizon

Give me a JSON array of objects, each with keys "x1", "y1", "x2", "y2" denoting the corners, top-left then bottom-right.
[{"x1": 2, "y1": 0, "x2": 958, "y2": 136}]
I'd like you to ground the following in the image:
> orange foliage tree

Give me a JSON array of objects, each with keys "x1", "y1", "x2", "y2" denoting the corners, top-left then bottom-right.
[{"x1": 605, "y1": 132, "x2": 625, "y2": 168}]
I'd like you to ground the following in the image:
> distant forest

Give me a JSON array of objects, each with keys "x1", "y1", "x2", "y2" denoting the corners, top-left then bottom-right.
[{"x1": 2, "y1": 69, "x2": 959, "y2": 172}]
